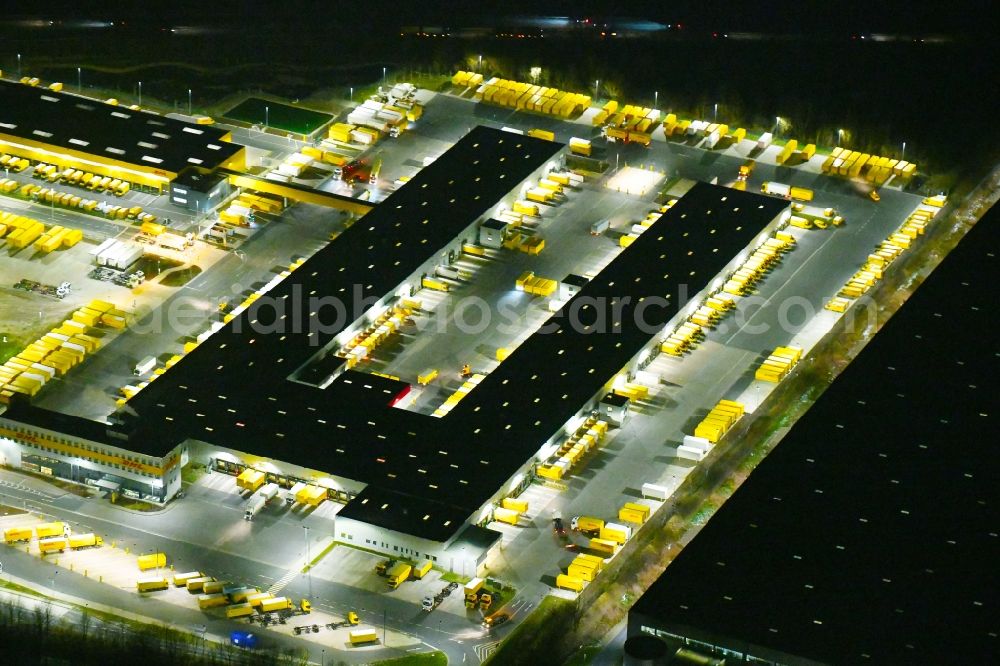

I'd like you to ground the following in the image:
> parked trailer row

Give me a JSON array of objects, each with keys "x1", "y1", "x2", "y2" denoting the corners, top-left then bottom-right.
[
  {"x1": 833, "y1": 202, "x2": 939, "y2": 304},
  {"x1": 1, "y1": 298, "x2": 125, "y2": 404},
  {"x1": 821, "y1": 147, "x2": 916, "y2": 183}
]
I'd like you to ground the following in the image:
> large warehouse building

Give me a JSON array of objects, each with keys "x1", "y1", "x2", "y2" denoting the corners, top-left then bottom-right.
[
  {"x1": 0, "y1": 125, "x2": 789, "y2": 574},
  {"x1": 626, "y1": 214, "x2": 996, "y2": 664},
  {"x1": 0, "y1": 79, "x2": 245, "y2": 193}
]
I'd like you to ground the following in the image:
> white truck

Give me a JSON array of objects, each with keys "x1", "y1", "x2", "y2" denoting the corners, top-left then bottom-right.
[
  {"x1": 761, "y1": 181, "x2": 791, "y2": 198},
  {"x1": 756, "y1": 132, "x2": 773, "y2": 151},
  {"x1": 244, "y1": 493, "x2": 266, "y2": 520},
  {"x1": 134, "y1": 356, "x2": 156, "y2": 376},
  {"x1": 259, "y1": 483, "x2": 279, "y2": 502}
]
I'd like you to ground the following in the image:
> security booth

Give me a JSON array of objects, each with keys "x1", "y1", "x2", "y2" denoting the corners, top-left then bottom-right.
[
  {"x1": 560, "y1": 274, "x2": 589, "y2": 301},
  {"x1": 479, "y1": 219, "x2": 511, "y2": 249},
  {"x1": 599, "y1": 392, "x2": 630, "y2": 427}
]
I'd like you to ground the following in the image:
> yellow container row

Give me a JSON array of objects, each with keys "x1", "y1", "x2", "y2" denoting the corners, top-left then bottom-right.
[
  {"x1": 451, "y1": 71, "x2": 485, "y2": 87},
  {"x1": 754, "y1": 346, "x2": 803, "y2": 383},
  {"x1": 660, "y1": 115, "x2": 746, "y2": 145},
  {"x1": 518, "y1": 236, "x2": 545, "y2": 255},
  {"x1": 32, "y1": 163, "x2": 132, "y2": 196},
  {"x1": 471, "y1": 76, "x2": 591, "y2": 118},
  {"x1": 723, "y1": 234, "x2": 795, "y2": 297},
  {"x1": 618, "y1": 502, "x2": 650, "y2": 525},
  {"x1": 822, "y1": 147, "x2": 916, "y2": 182},
  {"x1": 0, "y1": 153, "x2": 30, "y2": 172},
  {"x1": 693, "y1": 399, "x2": 746, "y2": 443},
  {"x1": 432, "y1": 373, "x2": 485, "y2": 417},
  {"x1": 337, "y1": 305, "x2": 410, "y2": 369},
  {"x1": 663, "y1": 234, "x2": 792, "y2": 358},
  {"x1": 1, "y1": 300, "x2": 122, "y2": 404},
  {"x1": 536, "y1": 416, "x2": 609, "y2": 481},
  {"x1": 515, "y1": 271, "x2": 558, "y2": 297},
  {"x1": 835, "y1": 205, "x2": 936, "y2": 301}
]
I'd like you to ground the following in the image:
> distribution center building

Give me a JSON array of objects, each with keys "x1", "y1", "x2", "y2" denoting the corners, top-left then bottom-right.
[
  {"x1": 0, "y1": 125, "x2": 789, "y2": 574},
  {"x1": 626, "y1": 215, "x2": 996, "y2": 665},
  {"x1": 0, "y1": 79, "x2": 245, "y2": 192}
]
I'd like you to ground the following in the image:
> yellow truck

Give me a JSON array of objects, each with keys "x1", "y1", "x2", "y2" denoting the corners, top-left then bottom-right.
[
  {"x1": 173, "y1": 571, "x2": 204, "y2": 587},
  {"x1": 599, "y1": 522, "x2": 632, "y2": 545},
  {"x1": 413, "y1": 560, "x2": 433, "y2": 580},
  {"x1": 260, "y1": 596, "x2": 292, "y2": 612},
  {"x1": 570, "y1": 516, "x2": 604, "y2": 536},
  {"x1": 226, "y1": 603, "x2": 255, "y2": 619},
  {"x1": 502, "y1": 497, "x2": 529, "y2": 513},
  {"x1": 137, "y1": 552, "x2": 167, "y2": 571},
  {"x1": 527, "y1": 128, "x2": 556, "y2": 142},
  {"x1": 136, "y1": 577, "x2": 170, "y2": 593},
  {"x1": 589, "y1": 537, "x2": 619, "y2": 555},
  {"x1": 386, "y1": 563, "x2": 411, "y2": 589},
  {"x1": 229, "y1": 587, "x2": 260, "y2": 604},
  {"x1": 556, "y1": 574, "x2": 585, "y2": 592},
  {"x1": 493, "y1": 507, "x2": 521, "y2": 526},
  {"x1": 198, "y1": 593, "x2": 229, "y2": 610},
  {"x1": 246, "y1": 592, "x2": 274, "y2": 608},
  {"x1": 186, "y1": 576, "x2": 216, "y2": 593},
  {"x1": 4, "y1": 526, "x2": 33, "y2": 544},
  {"x1": 569, "y1": 137, "x2": 592, "y2": 157},
  {"x1": 36, "y1": 522, "x2": 68, "y2": 539},
  {"x1": 68, "y1": 533, "x2": 103, "y2": 549},
  {"x1": 39, "y1": 537, "x2": 70, "y2": 554},
  {"x1": 349, "y1": 629, "x2": 378, "y2": 645}
]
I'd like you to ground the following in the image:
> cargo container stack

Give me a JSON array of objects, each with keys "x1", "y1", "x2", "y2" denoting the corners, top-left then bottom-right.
[
  {"x1": 618, "y1": 502, "x2": 651, "y2": 525},
  {"x1": 431, "y1": 373, "x2": 486, "y2": 417},
  {"x1": 535, "y1": 416, "x2": 608, "y2": 480},
  {"x1": 833, "y1": 202, "x2": 939, "y2": 304},
  {"x1": 0, "y1": 300, "x2": 125, "y2": 404},
  {"x1": 467, "y1": 74, "x2": 590, "y2": 119},
  {"x1": 515, "y1": 271, "x2": 558, "y2": 297},
  {"x1": 822, "y1": 146, "x2": 917, "y2": 183},
  {"x1": 692, "y1": 399, "x2": 746, "y2": 444},
  {"x1": 723, "y1": 233, "x2": 795, "y2": 297},
  {"x1": 775, "y1": 139, "x2": 798, "y2": 165},
  {"x1": 334, "y1": 304, "x2": 410, "y2": 370},
  {"x1": 754, "y1": 346, "x2": 803, "y2": 383}
]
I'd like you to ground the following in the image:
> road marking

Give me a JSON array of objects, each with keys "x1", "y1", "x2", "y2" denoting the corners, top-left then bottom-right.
[
  {"x1": 266, "y1": 568, "x2": 299, "y2": 595},
  {"x1": 475, "y1": 641, "x2": 500, "y2": 662}
]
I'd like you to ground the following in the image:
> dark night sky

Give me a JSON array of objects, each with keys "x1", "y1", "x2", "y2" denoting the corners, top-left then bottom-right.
[{"x1": 7, "y1": 0, "x2": 997, "y2": 36}]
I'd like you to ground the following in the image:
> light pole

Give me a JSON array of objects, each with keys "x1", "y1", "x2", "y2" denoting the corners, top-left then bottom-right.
[
  {"x1": 349, "y1": 86, "x2": 353, "y2": 102},
  {"x1": 901, "y1": 141, "x2": 906, "y2": 160},
  {"x1": 713, "y1": 102, "x2": 718, "y2": 122},
  {"x1": 382, "y1": 66, "x2": 387, "y2": 84},
  {"x1": 17, "y1": 53, "x2": 21, "y2": 78},
  {"x1": 264, "y1": 105, "x2": 269, "y2": 130},
  {"x1": 187, "y1": 89, "x2": 192, "y2": 115},
  {"x1": 654, "y1": 90, "x2": 658, "y2": 109},
  {"x1": 774, "y1": 116, "x2": 781, "y2": 136},
  {"x1": 303, "y1": 525, "x2": 311, "y2": 597},
  {"x1": 837, "y1": 129, "x2": 844, "y2": 147},
  {"x1": 478, "y1": 54, "x2": 482, "y2": 71},
  {"x1": 138, "y1": 81, "x2": 142, "y2": 106},
  {"x1": 77, "y1": 67, "x2": 82, "y2": 92},
  {"x1": 594, "y1": 79, "x2": 599, "y2": 99}
]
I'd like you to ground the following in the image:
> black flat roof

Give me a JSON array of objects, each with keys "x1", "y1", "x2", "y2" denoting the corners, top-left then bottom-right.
[
  {"x1": 630, "y1": 209, "x2": 998, "y2": 664},
  {"x1": 0, "y1": 80, "x2": 242, "y2": 175},
  {"x1": 100, "y1": 130, "x2": 782, "y2": 542},
  {"x1": 1, "y1": 403, "x2": 115, "y2": 447}
]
